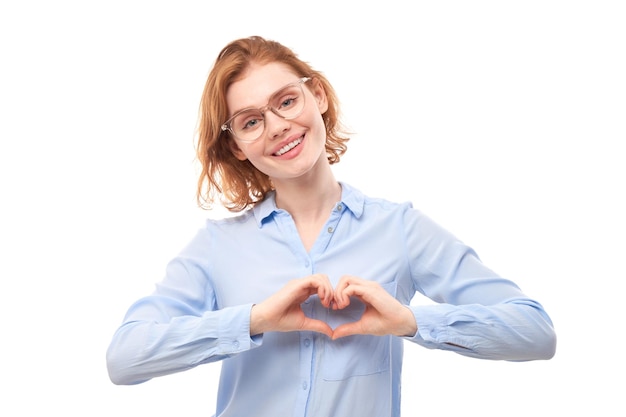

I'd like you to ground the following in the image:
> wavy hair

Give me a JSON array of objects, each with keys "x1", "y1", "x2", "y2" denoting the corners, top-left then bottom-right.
[{"x1": 195, "y1": 36, "x2": 350, "y2": 212}]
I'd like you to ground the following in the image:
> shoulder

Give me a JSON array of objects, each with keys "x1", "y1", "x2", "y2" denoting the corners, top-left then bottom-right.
[
  {"x1": 177, "y1": 210, "x2": 256, "y2": 257},
  {"x1": 341, "y1": 182, "x2": 418, "y2": 219},
  {"x1": 203, "y1": 209, "x2": 256, "y2": 231},
  {"x1": 346, "y1": 182, "x2": 413, "y2": 210}
]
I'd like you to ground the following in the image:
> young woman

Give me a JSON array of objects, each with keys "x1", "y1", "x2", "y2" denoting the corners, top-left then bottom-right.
[{"x1": 106, "y1": 36, "x2": 556, "y2": 417}]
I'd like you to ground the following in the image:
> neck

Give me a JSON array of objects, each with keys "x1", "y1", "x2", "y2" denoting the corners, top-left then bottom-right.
[{"x1": 273, "y1": 167, "x2": 341, "y2": 222}]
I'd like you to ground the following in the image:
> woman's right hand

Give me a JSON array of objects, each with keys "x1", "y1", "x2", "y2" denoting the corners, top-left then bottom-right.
[{"x1": 250, "y1": 274, "x2": 334, "y2": 337}]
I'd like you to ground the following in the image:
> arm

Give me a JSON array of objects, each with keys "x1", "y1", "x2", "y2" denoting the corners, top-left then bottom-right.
[
  {"x1": 403, "y1": 209, "x2": 556, "y2": 361},
  {"x1": 407, "y1": 298, "x2": 556, "y2": 360},
  {"x1": 328, "y1": 207, "x2": 556, "y2": 361},
  {"x1": 106, "y1": 253, "x2": 261, "y2": 385},
  {"x1": 107, "y1": 240, "x2": 336, "y2": 385}
]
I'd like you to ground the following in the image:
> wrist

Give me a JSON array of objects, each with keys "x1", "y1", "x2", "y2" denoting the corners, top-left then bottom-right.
[
  {"x1": 397, "y1": 305, "x2": 418, "y2": 337},
  {"x1": 249, "y1": 304, "x2": 267, "y2": 336}
]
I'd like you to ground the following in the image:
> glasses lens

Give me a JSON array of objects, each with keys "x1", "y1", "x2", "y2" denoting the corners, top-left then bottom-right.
[
  {"x1": 231, "y1": 110, "x2": 264, "y2": 142},
  {"x1": 269, "y1": 84, "x2": 305, "y2": 119}
]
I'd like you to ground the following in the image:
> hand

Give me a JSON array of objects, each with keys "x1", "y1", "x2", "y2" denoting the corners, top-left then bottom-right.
[
  {"x1": 331, "y1": 275, "x2": 417, "y2": 340},
  {"x1": 250, "y1": 274, "x2": 334, "y2": 338}
]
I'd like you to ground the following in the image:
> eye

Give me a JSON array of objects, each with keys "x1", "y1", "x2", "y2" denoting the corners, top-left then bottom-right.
[
  {"x1": 279, "y1": 96, "x2": 297, "y2": 109},
  {"x1": 271, "y1": 85, "x2": 301, "y2": 112},
  {"x1": 241, "y1": 117, "x2": 262, "y2": 130},
  {"x1": 234, "y1": 110, "x2": 264, "y2": 131}
]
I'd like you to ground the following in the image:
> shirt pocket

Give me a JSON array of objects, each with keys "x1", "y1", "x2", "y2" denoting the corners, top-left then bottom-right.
[{"x1": 321, "y1": 280, "x2": 396, "y2": 381}]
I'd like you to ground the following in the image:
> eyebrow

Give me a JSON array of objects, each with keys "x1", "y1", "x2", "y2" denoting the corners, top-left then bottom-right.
[{"x1": 228, "y1": 79, "x2": 303, "y2": 116}]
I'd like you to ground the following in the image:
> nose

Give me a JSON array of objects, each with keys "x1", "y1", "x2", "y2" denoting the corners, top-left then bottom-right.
[{"x1": 263, "y1": 110, "x2": 290, "y2": 139}]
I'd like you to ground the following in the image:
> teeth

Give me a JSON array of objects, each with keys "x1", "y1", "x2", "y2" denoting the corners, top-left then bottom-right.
[{"x1": 274, "y1": 137, "x2": 302, "y2": 156}]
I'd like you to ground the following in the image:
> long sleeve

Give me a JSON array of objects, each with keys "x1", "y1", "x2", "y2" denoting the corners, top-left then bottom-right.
[
  {"x1": 106, "y1": 228, "x2": 262, "y2": 385},
  {"x1": 106, "y1": 302, "x2": 258, "y2": 385},
  {"x1": 403, "y1": 208, "x2": 556, "y2": 360},
  {"x1": 408, "y1": 300, "x2": 556, "y2": 360}
]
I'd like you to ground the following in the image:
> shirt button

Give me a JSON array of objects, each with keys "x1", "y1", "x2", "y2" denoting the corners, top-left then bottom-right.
[
  {"x1": 233, "y1": 340, "x2": 240, "y2": 348},
  {"x1": 336, "y1": 204, "x2": 343, "y2": 211},
  {"x1": 327, "y1": 227, "x2": 334, "y2": 233},
  {"x1": 304, "y1": 339, "x2": 311, "y2": 347},
  {"x1": 302, "y1": 381, "x2": 308, "y2": 390}
]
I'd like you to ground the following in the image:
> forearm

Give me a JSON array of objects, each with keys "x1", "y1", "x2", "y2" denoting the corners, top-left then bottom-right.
[
  {"x1": 106, "y1": 304, "x2": 259, "y2": 385},
  {"x1": 407, "y1": 299, "x2": 556, "y2": 361}
]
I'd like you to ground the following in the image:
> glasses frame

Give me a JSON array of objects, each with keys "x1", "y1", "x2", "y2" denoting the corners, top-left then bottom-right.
[{"x1": 221, "y1": 77, "x2": 311, "y2": 142}]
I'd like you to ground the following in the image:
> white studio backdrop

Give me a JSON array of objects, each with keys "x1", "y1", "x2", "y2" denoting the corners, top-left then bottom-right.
[{"x1": 1, "y1": 1, "x2": 624, "y2": 415}]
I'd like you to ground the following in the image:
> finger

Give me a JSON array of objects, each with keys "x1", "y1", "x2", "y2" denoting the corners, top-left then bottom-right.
[
  {"x1": 302, "y1": 317, "x2": 333, "y2": 338},
  {"x1": 337, "y1": 278, "x2": 386, "y2": 308},
  {"x1": 296, "y1": 275, "x2": 328, "y2": 300},
  {"x1": 331, "y1": 320, "x2": 363, "y2": 340},
  {"x1": 307, "y1": 274, "x2": 333, "y2": 307},
  {"x1": 334, "y1": 275, "x2": 360, "y2": 308},
  {"x1": 318, "y1": 286, "x2": 333, "y2": 308},
  {"x1": 335, "y1": 280, "x2": 372, "y2": 309},
  {"x1": 315, "y1": 277, "x2": 332, "y2": 307}
]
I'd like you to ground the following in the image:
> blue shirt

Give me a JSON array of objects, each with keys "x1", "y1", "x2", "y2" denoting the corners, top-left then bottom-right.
[{"x1": 107, "y1": 182, "x2": 556, "y2": 417}]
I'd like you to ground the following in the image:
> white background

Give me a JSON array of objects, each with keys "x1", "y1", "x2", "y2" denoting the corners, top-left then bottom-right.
[{"x1": 1, "y1": 1, "x2": 624, "y2": 415}]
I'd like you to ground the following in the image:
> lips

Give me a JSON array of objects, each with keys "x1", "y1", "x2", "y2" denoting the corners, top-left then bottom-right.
[{"x1": 273, "y1": 136, "x2": 303, "y2": 156}]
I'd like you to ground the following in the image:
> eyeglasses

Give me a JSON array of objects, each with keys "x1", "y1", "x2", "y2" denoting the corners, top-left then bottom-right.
[{"x1": 221, "y1": 77, "x2": 311, "y2": 142}]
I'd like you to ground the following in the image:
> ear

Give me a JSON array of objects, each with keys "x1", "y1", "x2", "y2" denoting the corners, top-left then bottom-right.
[
  {"x1": 228, "y1": 138, "x2": 248, "y2": 161},
  {"x1": 311, "y1": 79, "x2": 329, "y2": 114}
]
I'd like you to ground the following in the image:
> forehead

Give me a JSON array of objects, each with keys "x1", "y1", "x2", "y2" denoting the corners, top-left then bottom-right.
[{"x1": 226, "y1": 62, "x2": 301, "y2": 113}]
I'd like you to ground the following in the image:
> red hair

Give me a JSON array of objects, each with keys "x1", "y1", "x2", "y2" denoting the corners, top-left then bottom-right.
[{"x1": 195, "y1": 36, "x2": 350, "y2": 211}]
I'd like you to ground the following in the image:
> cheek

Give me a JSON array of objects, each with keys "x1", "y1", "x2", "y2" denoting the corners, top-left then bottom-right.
[
  {"x1": 241, "y1": 142, "x2": 268, "y2": 164},
  {"x1": 229, "y1": 141, "x2": 248, "y2": 161},
  {"x1": 313, "y1": 114, "x2": 328, "y2": 138},
  {"x1": 305, "y1": 107, "x2": 327, "y2": 134}
]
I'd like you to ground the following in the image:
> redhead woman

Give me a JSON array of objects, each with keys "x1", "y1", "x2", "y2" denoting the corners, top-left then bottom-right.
[{"x1": 107, "y1": 36, "x2": 556, "y2": 417}]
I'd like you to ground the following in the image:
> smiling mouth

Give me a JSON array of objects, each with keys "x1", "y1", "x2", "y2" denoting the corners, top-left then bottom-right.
[{"x1": 273, "y1": 136, "x2": 303, "y2": 156}]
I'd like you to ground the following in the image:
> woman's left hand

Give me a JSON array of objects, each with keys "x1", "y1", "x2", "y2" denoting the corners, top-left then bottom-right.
[{"x1": 331, "y1": 275, "x2": 418, "y2": 340}]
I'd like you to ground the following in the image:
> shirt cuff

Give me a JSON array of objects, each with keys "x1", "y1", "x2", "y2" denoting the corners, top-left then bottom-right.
[
  {"x1": 405, "y1": 304, "x2": 454, "y2": 347},
  {"x1": 216, "y1": 303, "x2": 263, "y2": 355}
]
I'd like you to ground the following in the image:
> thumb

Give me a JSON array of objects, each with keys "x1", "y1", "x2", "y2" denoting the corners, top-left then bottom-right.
[
  {"x1": 302, "y1": 318, "x2": 334, "y2": 338},
  {"x1": 331, "y1": 321, "x2": 363, "y2": 340}
]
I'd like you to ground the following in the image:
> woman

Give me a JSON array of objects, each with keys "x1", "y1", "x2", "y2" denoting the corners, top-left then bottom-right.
[{"x1": 106, "y1": 36, "x2": 556, "y2": 417}]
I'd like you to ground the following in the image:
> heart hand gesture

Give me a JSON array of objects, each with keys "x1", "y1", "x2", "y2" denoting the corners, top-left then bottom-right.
[{"x1": 250, "y1": 274, "x2": 417, "y2": 340}]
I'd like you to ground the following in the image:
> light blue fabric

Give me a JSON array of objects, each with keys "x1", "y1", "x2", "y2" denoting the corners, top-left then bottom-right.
[{"x1": 107, "y1": 182, "x2": 555, "y2": 416}]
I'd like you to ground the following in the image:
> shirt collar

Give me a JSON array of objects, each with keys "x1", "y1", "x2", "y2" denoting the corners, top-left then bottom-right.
[
  {"x1": 253, "y1": 191, "x2": 279, "y2": 227},
  {"x1": 252, "y1": 182, "x2": 365, "y2": 228},
  {"x1": 337, "y1": 182, "x2": 364, "y2": 218}
]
